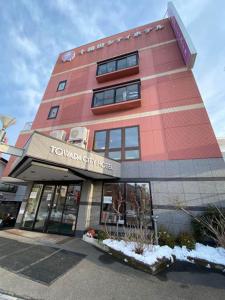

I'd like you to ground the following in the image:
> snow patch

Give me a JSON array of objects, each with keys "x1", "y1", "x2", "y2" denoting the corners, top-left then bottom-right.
[{"x1": 103, "y1": 239, "x2": 225, "y2": 267}]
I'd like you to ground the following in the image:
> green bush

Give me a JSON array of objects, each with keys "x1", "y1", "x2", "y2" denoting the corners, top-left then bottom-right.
[
  {"x1": 177, "y1": 232, "x2": 195, "y2": 250},
  {"x1": 97, "y1": 230, "x2": 108, "y2": 241},
  {"x1": 158, "y1": 228, "x2": 176, "y2": 248}
]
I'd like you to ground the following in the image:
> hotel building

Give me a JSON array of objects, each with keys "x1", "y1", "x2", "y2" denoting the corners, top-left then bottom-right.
[{"x1": 3, "y1": 3, "x2": 225, "y2": 236}]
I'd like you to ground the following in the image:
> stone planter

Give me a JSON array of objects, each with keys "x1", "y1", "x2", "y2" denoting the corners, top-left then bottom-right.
[
  {"x1": 82, "y1": 235, "x2": 174, "y2": 275},
  {"x1": 187, "y1": 256, "x2": 225, "y2": 272},
  {"x1": 82, "y1": 235, "x2": 109, "y2": 251},
  {"x1": 106, "y1": 246, "x2": 175, "y2": 275}
]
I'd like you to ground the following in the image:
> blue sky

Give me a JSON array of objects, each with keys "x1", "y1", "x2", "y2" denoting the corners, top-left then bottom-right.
[{"x1": 0, "y1": 0, "x2": 225, "y2": 150}]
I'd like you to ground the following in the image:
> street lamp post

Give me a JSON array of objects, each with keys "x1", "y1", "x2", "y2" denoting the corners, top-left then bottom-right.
[
  {"x1": 0, "y1": 114, "x2": 16, "y2": 143},
  {"x1": 0, "y1": 114, "x2": 23, "y2": 157}
]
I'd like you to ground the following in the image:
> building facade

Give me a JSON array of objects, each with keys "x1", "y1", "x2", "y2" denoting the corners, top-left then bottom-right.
[{"x1": 4, "y1": 4, "x2": 225, "y2": 236}]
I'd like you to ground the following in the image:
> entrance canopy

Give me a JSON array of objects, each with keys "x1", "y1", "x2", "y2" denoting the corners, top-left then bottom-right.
[{"x1": 9, "y1": 131, "x2": 121, "y2": 181}]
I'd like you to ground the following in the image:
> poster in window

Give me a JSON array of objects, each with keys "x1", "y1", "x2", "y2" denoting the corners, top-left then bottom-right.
[
  {"x1": 103, "y1": 196, "x2": 112, "y2": 204},
  {"x1": 47, "y1": 194, "x2": 52, "y2": 201},
  {"x1": 30, "y1": 192, "x2": 37, "y2": 199}
]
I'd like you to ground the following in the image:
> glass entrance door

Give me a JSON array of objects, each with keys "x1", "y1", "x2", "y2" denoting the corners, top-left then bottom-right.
[
  {"x1": 34, "y1": 185, "x2": 55, "y2": 231},
  {"x1": 59, "y1": 184, "x2": 81, "y2": 235},
  {"x1": 47, "y1": 185, "x2": 68, "y2": 234},
  {"x1": 21, "y1": 183, "x2": 81, "y2": 236}
]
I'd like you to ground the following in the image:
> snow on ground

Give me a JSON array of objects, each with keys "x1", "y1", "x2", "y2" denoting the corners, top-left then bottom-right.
[
  {"x1": 103, "y1": 239, "x2": 225, "y2": 267},
  {"x1": 173, "y1": 243, "x2": 225, "y2": 265}
]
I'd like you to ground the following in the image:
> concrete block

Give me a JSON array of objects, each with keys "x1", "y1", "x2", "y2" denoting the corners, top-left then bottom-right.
[
  {"x1": 208, "y1": 158, "x2": 225, "y2": 177},
  {"x1": 164, "y1": 160, "x2": 180, "y2": 177},
  {"x1": 198, "y1": 181, "x2": 217, "y2": 194},
  {"x1": 167, "y1": 181, "x2": 184, "y2": 193},
  {"x1": 193, "y1": 159, "x2": 212, "y2": 177},
  {"x1": 182, "y1": 181, "x2": 200, "y2": 194},
  {"x1": 121, "y1": 161, "x2": 139, "y2": 178},
  {"x1": 178, "y1": 160, "x2": 196, "y2": 177},
  {"x1": 152, "y1": 181, "x2": 169, "y2": 193},
  {"x1": 151, "y1": 161, "x2": 166, "y2": 177},
  {"x1": 215, "y1": 181, "x2": 225, "y2": 193},
  {"x1": 152, "y1": 192, "x2": 170, "y2": 205},
  {"x1": 184, "y1": 193, "x2": 202, "y2": 205},
  {"x1": 200, "y1": 193, "x2": 220, "y2": 206}
]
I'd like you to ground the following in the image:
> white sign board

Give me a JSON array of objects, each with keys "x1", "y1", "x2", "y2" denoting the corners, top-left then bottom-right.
[
  {"x1": 103, "y1": 196, "x2": 112, "y2": 204},
  {"x1": 30, "y1": 192, "x2": 37, "y2": 199}
]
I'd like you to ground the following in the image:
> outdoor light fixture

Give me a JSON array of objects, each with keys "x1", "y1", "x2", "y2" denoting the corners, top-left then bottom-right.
[{"x1": 0, "y1": 114, "x2": 16, "y2": 143}]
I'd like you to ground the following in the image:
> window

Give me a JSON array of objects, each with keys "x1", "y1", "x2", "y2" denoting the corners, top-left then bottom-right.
[
  {"x1": 92, "y1": 81, "x2": 140, "y2": 108},
  {"x1": 97, "y1": 52, "x2": 138, "y2": 76},
  {"x1": 48, "y1": 106, "x2": 59, "y2": 119},
  {"x1": 93, "y1": 126, "x2": 140, "y2": 161},
  {"x1": 0, "y1": 183, "x2": 17, "y2": 193},
  {"x1": 57, "y1": 80, "x2": 67, "y2": 91},
  {"x1": 101, "y1": 182, "x2": 152, "y2": 226}
]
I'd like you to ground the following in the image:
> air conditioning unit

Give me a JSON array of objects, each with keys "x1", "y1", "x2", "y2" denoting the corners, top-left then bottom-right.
[
  {"x1": 68, "y1": 127, "x2": 89, "y2": 149},
  {"x1": 50, "y1": 130, "x2": 66, "y2": 141}
]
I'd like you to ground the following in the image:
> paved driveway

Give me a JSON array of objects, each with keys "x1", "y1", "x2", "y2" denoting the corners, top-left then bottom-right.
[{"x1": 0, "y1": 234, "x2": 224, "y2": 300}]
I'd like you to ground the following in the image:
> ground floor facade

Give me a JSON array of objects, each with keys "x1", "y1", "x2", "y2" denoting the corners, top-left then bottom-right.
[{"x1": 15, "y1": 157, "x2": 225, "y2": 236}]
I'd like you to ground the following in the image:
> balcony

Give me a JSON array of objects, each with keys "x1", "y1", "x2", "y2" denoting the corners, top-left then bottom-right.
[
  {"x1": 96, "y1": 52, "x2": 139, "y2": 83},
  {"x1": 91, "y1": 81, "x2": 141, "y2": 115}
]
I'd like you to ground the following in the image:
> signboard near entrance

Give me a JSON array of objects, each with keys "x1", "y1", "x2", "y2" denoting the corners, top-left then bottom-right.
[{"x1": 18, "y1": 132, "x2": 121, "y2": 179}]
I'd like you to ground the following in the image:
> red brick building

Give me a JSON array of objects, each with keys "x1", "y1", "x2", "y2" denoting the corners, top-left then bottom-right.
[{"x1": 4, "y1": 3, "x2": 225, "y2": 236}]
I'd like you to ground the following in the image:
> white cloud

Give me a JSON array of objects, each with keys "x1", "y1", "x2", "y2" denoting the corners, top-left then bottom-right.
[
  {"x1": 10, "y1": 28, "x2": 40, "y2": 58},
  {"x1": 173, "y1": 0, "x2": 210, "y2": 26}
]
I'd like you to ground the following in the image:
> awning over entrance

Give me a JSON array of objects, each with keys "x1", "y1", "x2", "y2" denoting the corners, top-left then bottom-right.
[{"x1": 9, "y1": 131, "x2": 121, "y2": 181}]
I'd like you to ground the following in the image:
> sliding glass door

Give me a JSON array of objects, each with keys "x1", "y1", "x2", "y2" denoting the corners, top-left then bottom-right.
[{"x1": 21, "y1": 183, "x2": 81, "y2": 236}]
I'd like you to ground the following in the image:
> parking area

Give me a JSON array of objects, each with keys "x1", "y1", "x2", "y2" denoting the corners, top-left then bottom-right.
[{"x1": 0, "y1": 231, "x2": 224, "y2": 300}]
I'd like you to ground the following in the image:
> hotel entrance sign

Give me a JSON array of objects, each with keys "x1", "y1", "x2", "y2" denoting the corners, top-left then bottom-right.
[
  {"x1": 49, "y1": 145, "x2": 113, "y2": 170},
  {"x1": 11, "y1": 132, "x2": 121, "y2": 179}
]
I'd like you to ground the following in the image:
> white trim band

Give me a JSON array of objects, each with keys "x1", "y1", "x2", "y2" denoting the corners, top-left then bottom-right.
[{"x1": 21, "y1": 103, "x2": 204, "y2": 135}]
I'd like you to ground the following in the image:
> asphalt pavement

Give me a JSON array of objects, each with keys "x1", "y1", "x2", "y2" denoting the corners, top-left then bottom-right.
[{"x1": 0, "y1": 233, "x2": 224, "y2": 300}]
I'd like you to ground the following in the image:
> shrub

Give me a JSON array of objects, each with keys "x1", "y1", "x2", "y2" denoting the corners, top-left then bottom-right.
[
  {"x1": 158, "y1": 228, "x2": 176, "y2": 248},
  {"x1": 97, "y1": 230, "x2": 108, "y2": 241},
  {"x1": 177, "y1": 232, "x2": 195, "y2": 250},
  {"x1": 134, "y1": 242, "x2": 144, "y2": 255},
  {"x1": 189, "y1": 206, "x2": 225, "y2": 247}
]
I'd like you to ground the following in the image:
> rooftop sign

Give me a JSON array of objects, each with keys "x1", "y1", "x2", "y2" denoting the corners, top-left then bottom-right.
[
  {"x1": 61, "y1": 24, "x2": 165, "y2": 62},
  {"x1": 167, "y1": 2, "x2": 197, "y2": 69}
]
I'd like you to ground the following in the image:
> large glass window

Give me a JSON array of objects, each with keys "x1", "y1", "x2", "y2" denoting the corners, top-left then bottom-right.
[
  {"x1": 125, "y1": 127, "x2": 139, "y2": 147},
  {"x1": 93, "y1": 126, "x2": 140, "y2": 161},
  {"x1": 93, "y1": 81, "x2": 140, "y2": 108},
  {"x1": 101, "y1": 182, "x2": 152, "y2": 226},
  {"x1": 97, "y1": 52, "x2": 138, "y2": 76},
  {"x1": 109, "y1": 129, "x2": 121, "y2": 148},
  {"x1": 94, "y1": 131, "x2": 106, "y2": 150}
]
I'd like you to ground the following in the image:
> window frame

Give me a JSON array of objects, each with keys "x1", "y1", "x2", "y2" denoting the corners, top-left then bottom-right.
[
  {"x1": 99, "y1": 181, "x2": 153, "y2": 227},
  {"x1": 47, "y1": 106, "x2": 59, "y2": 119},
  {"x1": 92, "y1": 80, "x2": 141, "y2": 108},
  {"x1": 57, "y1": 80, "x2": 67, "y2": 92},
  {"x1": 97, "y1": 51, "x2": 139, "y2": 76},
  {"x1": 93, "y1": 125, "x2": 141, "y2": 161}
]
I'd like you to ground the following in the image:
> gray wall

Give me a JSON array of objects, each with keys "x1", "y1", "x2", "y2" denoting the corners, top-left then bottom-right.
[{"x1": 121, "y1": 158, "x2": 225, "y2": 234}]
